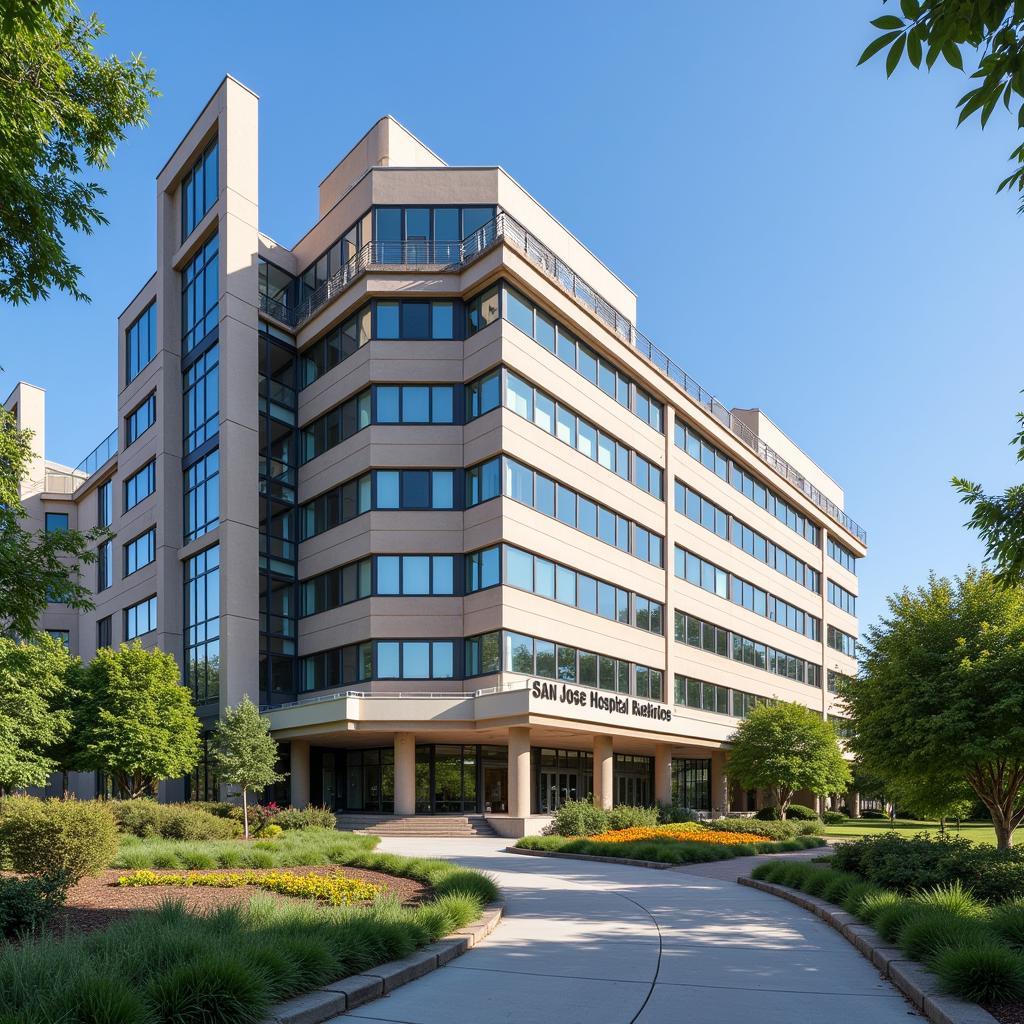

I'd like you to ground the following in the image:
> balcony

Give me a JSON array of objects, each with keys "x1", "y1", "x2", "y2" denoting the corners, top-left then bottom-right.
[
  {"x1": 260, "y1": 210, "x2": 866, "y2": 544},
  {"x1": 75, "y1": 428, "x2": 118, "y2": 477}
]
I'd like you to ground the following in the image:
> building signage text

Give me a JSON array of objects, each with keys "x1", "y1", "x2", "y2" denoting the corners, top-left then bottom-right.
[{"x1": 530, "y1": 680, "x2": 672, "y2": 723}]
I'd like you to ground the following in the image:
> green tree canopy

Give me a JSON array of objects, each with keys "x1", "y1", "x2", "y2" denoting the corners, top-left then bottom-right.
[
  {"x1": 210, "y1": 695, "x2": 285, "y2": 838},
  {"x1": 0, "y1": 407, "x2": 107, "y2": 636},
  {"x1": 76, "y1": 642, "x2": 200, "y2": 798},
  {"x1": 727, "y1": 702, "x2": 851, "y2": 818},
  {"x1": 953, "y1": 408, "x2": 1024, "y2": 587},
  {"x1": 859, "y1": 1, "x2": 1024, "y2": 209},
  {"x1": 841, "y1": 569, "x2": 1024, "y2": 848},
  {"x1": 0, "y1": 633, "x2": 75, "y2": 792},
  {"x1": 0, "y1": 0, "x2": 156, "y2": 304}
]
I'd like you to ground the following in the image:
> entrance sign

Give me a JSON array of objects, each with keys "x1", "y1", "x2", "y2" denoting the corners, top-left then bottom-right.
[{"x1": 530, "y1": 680, "x2": 672, "y2": 723}]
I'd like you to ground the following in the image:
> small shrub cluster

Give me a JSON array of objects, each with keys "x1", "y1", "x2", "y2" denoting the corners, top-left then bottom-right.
[
  {"x1": 658, "y1": 804, "x2": 700, "y2": 824},
  {"x1": 702, "y1": 817, "x2": 824, "y2": 840},
  {"x1": 754, "y1": 803, "x2": 820, "y2": 822},
  {"x1": 273, "y1": 806, "x2": 336, "y2": 831},
  {"x1": 830, "y1": 833, "x2": 1024, "y2": 903},
  {"x1": 752, "y1": 860, "x2": 1024, "y2": 1005},
  {"x1": 861, "y1": 808, "x2": 889, "y2": 819},
  {"x1": 0, "y1": 796, "x2": 118, "y2": 882},
  {"x1": 821, "y1": 811, "x2": 848, "y2": 825},
  {"x1": 0, "y1": 874, "x2": 70, "y2": 940},
  {"x1": 112, "y1": 801, "x2": 242, "y2": 841},
  {"x1": 543, "y1": 799, "x2": 659, "y2": 837},
  {"x1": 118, "y1": 869, "x2": 382, "y2": 905}
]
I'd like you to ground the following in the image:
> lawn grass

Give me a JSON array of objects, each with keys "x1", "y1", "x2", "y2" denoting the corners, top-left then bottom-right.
[{"x1": 824, "y1": 819, "x2": 1002, "y2": 846}]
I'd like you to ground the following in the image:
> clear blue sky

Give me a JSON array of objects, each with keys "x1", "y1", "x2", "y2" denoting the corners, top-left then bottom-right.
[{"x1": 1, "y1": 1, "x2": 1020, "y2": 635}]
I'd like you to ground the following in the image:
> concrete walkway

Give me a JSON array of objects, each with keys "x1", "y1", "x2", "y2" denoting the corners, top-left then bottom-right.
[{"x1": 335, "y1": 838, "x2": 919, "y2": 1024}]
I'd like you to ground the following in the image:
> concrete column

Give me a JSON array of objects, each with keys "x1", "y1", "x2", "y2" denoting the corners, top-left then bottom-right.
[
  {"x1": 593, "y1": 735, "x2": 614, "y2": 810},
  {"x1": 849, "y1": 790, "x2": 861, "y2": 819},
  {"x1": 715, "y1": 754, "x2": 730, "y2": 815},
  {"x1": 290, "y1": 739, "x2": 309, "y2": 809},
  {"x1": 508, "y1": 727, "x2": 532, "y2": 818},
  {"x1": 654, "y1": 744, "x2": 673, "y2": 806},
  {"x1": 813, "y1": 794, "x2": 823, "y2": 815},
  {"x1": 394, "y1": 733, "x2": 416, "y2": 816}
]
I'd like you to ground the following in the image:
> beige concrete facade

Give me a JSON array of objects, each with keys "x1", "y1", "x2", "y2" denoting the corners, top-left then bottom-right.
[{"x1": 14, "y1": 78, "x2": 864, "y2": 823}]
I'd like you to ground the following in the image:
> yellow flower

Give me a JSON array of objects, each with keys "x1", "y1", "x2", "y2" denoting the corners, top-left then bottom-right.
[{"x1": 116, "y1": 869, "x2": 381, "y2": 904}]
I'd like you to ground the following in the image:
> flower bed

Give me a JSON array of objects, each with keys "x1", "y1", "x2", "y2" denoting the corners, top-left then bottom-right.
[
  {"x1": 589, "y1": 824, "x2": 769, "y2": 845},
  {"x1": 118, "y1": 869, "x2": 382, "y2": 905}
]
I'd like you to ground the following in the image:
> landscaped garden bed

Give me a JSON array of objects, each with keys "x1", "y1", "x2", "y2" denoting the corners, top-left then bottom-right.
[
  {"x1": 0, "y1": 797, "x2": 501, "y2": 1023},
  {"x1": 516, "y1": 819, "x2": 825, "y2": 865},
  {"x1": 749, "y1": 832, "x2": 1024, "y2": 1022}
]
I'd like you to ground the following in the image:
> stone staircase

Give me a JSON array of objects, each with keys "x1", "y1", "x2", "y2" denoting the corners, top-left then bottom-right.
[{"x1": 335, "y1": 813, "x2": 499, "y2": 838}]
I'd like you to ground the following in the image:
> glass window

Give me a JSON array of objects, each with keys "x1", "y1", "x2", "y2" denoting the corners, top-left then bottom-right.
[
  {"x1": 535, "y1": 639, "x2": 556, "y2": 678},
  {"x1": 183, "y1": 345, "x2": 219, "y2": 453},
  {"x1": 45, "y1": 512, "x2": 69, "y2": 533},
  {"x1": 184, "y1": 449, "x2": 219, "y2": 542},
  {"x1": 506, "y1": 373, "x2": 533, "y2": 419},
  {"x1": 126, "y1": 392, "x2": 156, "y2": 446},
  {"x1": 124, "y1": 461, "x2": 156, "y2": 511},
  {"x1": 506, "y1": 547, "x2": 534, "y2": 591},
  {"x1": 432, "y1": 302, "x2": 454, "y2": 340},
  {"x1": 403, "y1": 556, "x2": 431, "y2": 595},
  {"x1": 557, "y1": 645, "x2": 576, "y2": 682},
  {"x1": 184, "y1": 545, "x2": 219, "y2": 703},
  {"x1": 377, "y1": 556, "x2": 400, "y2": 595},
  {"x1": 124, "y1": 527, "x2": 156, "y2": 576},
  {"x1": 125, "y1": 595, "x2": 157, "y2": 640},
  {"x1": 97, "y1": 539, "x2": 112, "y2": 592},
  {"x1": 402, "y1": 301, "x2": 430, "y2": 339},
  {"x1": 377, "y1": 471, "x2": 399, "y2": 509},
  {"x1": 377, "y1": 302, "x2": 400, "y2": 339},
  {"x1": 466, "y1": 286, "x2": 499, "y2": 335},
  {"x1": 378, "y1": 641, "x2": 400, "y2": 678},
  {"x1": 126, "y1": 302, "x2": 157, "y2": 384},
  {"x1": 181, "y1": 233, "x2": 219, "y2": 354},
  {"x1": 181, "y1": 139, "x2": 218, "y2": 241},
  {"x1": 507, "y1": 632, "x2": 534, "y2": 674},
  {"x1": 505, "y1": 286, "x2": 534, "y2": 336}
]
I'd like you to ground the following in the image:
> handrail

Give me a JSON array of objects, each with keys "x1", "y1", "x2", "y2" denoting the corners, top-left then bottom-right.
[
  {"x1": 74, "y1": 428, "x2": 118, "y2": 477},
  {"x1": 259, "y1": 209, "x2": 866, "y2": 543}
]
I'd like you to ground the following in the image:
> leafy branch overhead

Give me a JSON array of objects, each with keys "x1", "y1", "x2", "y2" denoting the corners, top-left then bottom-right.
[
  {"x1": 859, "y1": 0, "x2": 1024, "y2": 207},
  {"x1": 0, "y1": 1, "x2": 157, "y2": 304}
]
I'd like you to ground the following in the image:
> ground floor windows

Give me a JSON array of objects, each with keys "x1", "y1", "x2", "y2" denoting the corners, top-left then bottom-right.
[
  {"x1": 672, "y1": 758, "x2": 711, "y2": 811},
  {"x1": 536, "y1": 748, "x2": 594, "y2": 813}
]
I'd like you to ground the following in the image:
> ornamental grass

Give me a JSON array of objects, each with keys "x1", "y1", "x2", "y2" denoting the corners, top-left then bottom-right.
[
  {"x1": 118, "y1": 869, "x2": 382, "y2": 906},
  {"x1": 588, "y1": 824, "x2": 768, "y2": 845}
]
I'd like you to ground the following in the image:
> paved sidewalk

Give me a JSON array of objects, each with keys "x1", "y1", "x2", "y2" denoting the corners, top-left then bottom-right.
[{"x1": 335, "y1": 838, "x2": 919, "y2": 1024}]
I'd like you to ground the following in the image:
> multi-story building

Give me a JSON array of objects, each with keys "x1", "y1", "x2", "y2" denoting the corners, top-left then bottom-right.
[{"x1": 8, "y1": 76, "x2": 865, "y2": 831}]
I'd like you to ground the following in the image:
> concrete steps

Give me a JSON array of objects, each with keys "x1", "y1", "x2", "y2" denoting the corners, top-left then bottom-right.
[{"x1": 336, "y1": 814, "x2": 499, "y2": 838}]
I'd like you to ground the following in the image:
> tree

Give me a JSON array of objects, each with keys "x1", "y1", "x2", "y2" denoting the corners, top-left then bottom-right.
[
  {"x1": 841, "y1": 569, "x2": 1024, "y2": 849},
  {"x1": 0, "y1": 0, "x2": 157, "y2": 304},
  {"x1": 858, "y1": 1, "x2": 1024, "y2": 210},
  {"x1": 210, "y1": 696, "x2": 285, "y2": 839},
  {"x1": 953, "y1": 408, "x2": 1024, "y2": 588},
  {"x1": 727, "y1": 702, "x2": 852, "y2": 819},
  {"x1": 1, "y1": 408, "x2": 107, "y2": 636},
  {"x1": 76, "y1": 643, "x2": 200, "y2": 798},
  {"x1": 0, "y1": 633, "x2": 74, "y2": 793}
]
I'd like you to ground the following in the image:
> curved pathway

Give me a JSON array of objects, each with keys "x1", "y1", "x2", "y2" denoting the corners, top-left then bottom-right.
[{"x1": 337, "y1": 838, "x2": 919, "y2": 1024}]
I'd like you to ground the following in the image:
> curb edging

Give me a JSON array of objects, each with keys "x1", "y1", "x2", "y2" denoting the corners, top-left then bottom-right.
[
  {"x1": 263, "y1": 898, "x2": 505, "y2": 1023},
  {"x1": 738, "y1": 878, "x2": 999, "y2": 1024},
  {"x1": 506, "y1": 845, "x2": 674, "y2": 870}
]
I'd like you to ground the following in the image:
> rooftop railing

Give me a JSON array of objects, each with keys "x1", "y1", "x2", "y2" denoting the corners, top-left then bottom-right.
[
  {"x1": 74, "y1": 428, "x2": 117, "y2": 478},
  {"x1": 260, "y1": 210, "x2": 866, "y2": 543}
]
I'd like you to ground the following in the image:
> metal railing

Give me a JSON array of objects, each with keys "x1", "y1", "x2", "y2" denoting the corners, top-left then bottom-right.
[
  {"x1": 259, "y1": 209, "x2": 866, "y2": 543},
  {"x1": 261, "y1": 679, "x2": 531, "y2": 714},
  {"x1": 41, "y1": 469, "x2": 86, "y2": 494},
  {"x1": 74, "y1": 428, "x2": 118, "y2": 477}
]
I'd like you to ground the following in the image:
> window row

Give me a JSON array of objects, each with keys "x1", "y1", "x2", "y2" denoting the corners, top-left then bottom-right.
[
  {"x1": 468, "y1": 629, "x2": 664, "y2": 700},
  {"x1": 827, "y1": 625, "x2": 857, "y2": 658},
  {"x1": 184, "y1": 449, "x2": 219, "y2": 543},
  {"x1": 828, "y1": 538, "x2": 858, "y2": 575},
  {"x1": 468, "y1": 455, "x2": 664, "y2": 567},
  {"x1": 829, "y1": 714, "x2": 854, "y2": 739},
  {"x1": 827, "y1": 580, "x2": 857, "y2": 616},
  {"x1": 180, "y1": 138, "x2": 218, "y2": 242},
  {"x1": 124, "y1": 527, "x2": 156, "y2": 577},
  {"x1": 675, "y1": 482, "x2": 820, "y2": 593},
  {"x1": 674, "y1": 421, "x2": 821, "y2": 547},
  {"x1": 299, "y1": 468, "x2": 456, "y2": 540},
  {"x1": 674, "y1": 675, "x2": 773, "y2": 719},
  {"x1": 299, "y1": 299, "x2": 462, "y2": 390},
  {"x1": 827, "y1": 669, "x2": 850, "y2": 693},
  {"x1": 125, "y1": 302, "x2": 157, "y2": 385},
  {"x1": 181, "y1": 233, "x2": 219, "y2": 355},
  {"x1": 125, "y1": 393, "x2": 156, "y2": 447},
  {"x1": 185, "y1": 545, "x2": 220, "y2": 705},
  {"x1": 478, "y1": 282, "x2": 664, "y2": 432},
  {"x1": 468, "y1": 367, "x2": 663, "y2": 499},
  {"x1": 674, "y1": 547, "x2": 821, "y2": 640},
  {"x1": 674, "y1": 610, "x2": 823, "y2": 689},
  {"x1": 124, "y1": 460, "x2": 155, "y2": 512},
  {"x1": 466, "y1": 544, "x2": 664, "y2": 634},
  {"x1": 300, "y1": 555, "x2": 452, "y2": 615}
]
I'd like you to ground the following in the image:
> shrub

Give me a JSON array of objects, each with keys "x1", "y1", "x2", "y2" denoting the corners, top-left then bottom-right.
[
  {"x1": 259, "y1": 824, "x2": 284, "y2": 839},
  {"x1": 0, "y1": 797, "x2": 118, "y2": 882},
  {"x1": 544, "y1": 798, "x2": 608, "y2": 837},
  {"x1": 703, "y1": 817, "x2": 823, "y2": 840},
  {"x1": 874, "y1": 900, "x2": 923, "y2": 943},
  {"x1": 861, "y1": 809, "x2": 889, "y2": 819},
  {"x1": 754, "y1": 805, "x2": 782, "y2": 820},
  {"x1": 658, "y1": 804, "x2": 699, "y2": 824},
  {"x1": 821, "y1": 871, "x2": 861, "y2": 904},
  {"x1": 801, "y1": 868, "x2": 836, "y2": 897},
  {"x1": 933, "y1": 943, "x2": 1024, "y2": 1004},
  {"x1": 858, "y1": 890, "x2": 906, "y2": 926},
  {"x1": 990, "y1": 901, "x2": 1024, "y2": 949},
  {"x1": 606, "y1": 805, "x2": 660, "y2": 831},
  {"x1": 899, "y1": 910, "x2": 994, "y2": 964},
  {"x1": 910, "y1": 881, "x2": 986, "y2": 918},
  {"x1": 822, "y1": 811, "x2": 848, "y2": 825},
  {"x1": 842, "y1": 881, "x2": 883, "y2": 916},
  {"x1": 0, "y1": 874, "x2": 70, "y2": 939},
  {"x1": 112, "y1": 801, "x2": 242, "y2": 841},
  {"x1": 785, "y1": 804, "x2": 821, "y2": 821},
  {"x1": 143, "y1": 951, "x2": 272, "y2": 1024},
  {"x1": 273, "y1": 806, "x2": 336, "y2": 831}
]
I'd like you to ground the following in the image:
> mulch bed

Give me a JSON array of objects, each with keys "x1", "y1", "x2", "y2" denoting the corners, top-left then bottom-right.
[
  {"x1": 989, "y1": 1005, "x2": 1024, "y2": 1024},
  {"x1": 43, "y1": 866, "x2": 428, "y2": 937}
]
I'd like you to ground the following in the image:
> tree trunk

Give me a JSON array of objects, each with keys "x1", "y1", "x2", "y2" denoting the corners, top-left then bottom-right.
[
  {"x1": 243, "y1": 786, "x2": 249, "y2": 840},
  {"x1": 967, "y1": 764, "x2": 1024, "y2": 851}
]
